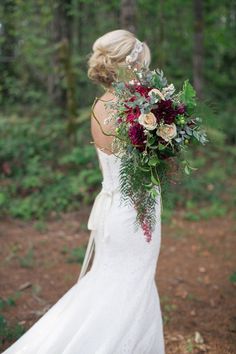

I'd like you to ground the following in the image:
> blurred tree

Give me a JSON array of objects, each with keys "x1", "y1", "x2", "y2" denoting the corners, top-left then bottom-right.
[
  {"x1": 0, "y1": 0, "x2": 235, "y2": 143},
  {"x1": 51, "y1": 0, "x2": 72, "y2": 110},
  {"x1": 0, "y1": 0, "x2": 16, "y2": 102},
  {"x1": 157, "y1": 0, "x2": 165, "y2": 68},
  {"x1": 193, "y1": 0, "x2": 204, "y2": 99},
  {"x1": 120, "y1": 0, "x2": 136, "y2": 33}
]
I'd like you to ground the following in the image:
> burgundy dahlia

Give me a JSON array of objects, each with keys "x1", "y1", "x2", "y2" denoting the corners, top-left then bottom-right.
[
  {"x1": 134, "y1": 84, "x2": 150, "y2": 98},
  {"x1": 128, "y1": 123, "x2": 146, "y2": 152},
  {"x1": 152, "y1": 99, "x2": 178, "y2": 124},
  {"x1": 126, "y1": 107, "x2": 141, "y2": 124},
  {"x1": 176, "y1": 104, "x2": 185, "y2": 115},
  {"x1": 125, "y1": 97, "x2": 141, "y2": 124}
]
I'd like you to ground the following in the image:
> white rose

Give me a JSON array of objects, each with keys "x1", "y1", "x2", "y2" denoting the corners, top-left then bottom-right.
[
  {"x1": 156, "y1": 123, "x2": 177, "y2": 141},
  {"x1": 138, "y1": 112, "x2": 157, "y2": 130},
  {"x1": 148, "y1": 88, "x2": 165, "y2": 102}
]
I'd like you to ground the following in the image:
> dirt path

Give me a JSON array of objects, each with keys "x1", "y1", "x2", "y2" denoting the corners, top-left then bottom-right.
[{"x1": 0, "y1": 209, "x2": 235, "y2": 353}]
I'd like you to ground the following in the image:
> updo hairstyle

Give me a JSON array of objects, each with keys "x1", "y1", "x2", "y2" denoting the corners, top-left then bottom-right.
[{"x1": 87, "y1": 29, "x2": 151, "y2": 88}]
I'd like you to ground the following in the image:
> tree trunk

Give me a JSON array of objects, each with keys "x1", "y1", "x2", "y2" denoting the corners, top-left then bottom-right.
[
  {"x1": 120, "y1": 0, "x2": 136, "y2": 34},
  {"x1": 0, "y1": 0, "x2": 16, "y2": 100},
  {"x1": 49, "y1": 0, "x2": 77, "y2": 140},
  {"x1": 51, "y1": 0, "x2": 73, "y2": 111},
  {"x1": 58, "y1": 38, "x2": 77, "y2": 139},
  {"x1": 158, "y1": 0, "x2": 165, "y2": 68},
  {"x1": 193, "y1": 0, "x2": 204, "y2": 100}
]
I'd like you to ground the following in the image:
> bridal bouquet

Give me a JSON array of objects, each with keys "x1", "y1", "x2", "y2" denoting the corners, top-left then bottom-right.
[{"x1": 92, "y1": 67, "x2": 208, "y2": 242}]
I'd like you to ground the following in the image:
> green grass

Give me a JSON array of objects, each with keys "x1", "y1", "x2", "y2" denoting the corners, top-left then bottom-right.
[
  {"x1": 229, "y1": 272, "x2": 236, "y2": 284},
  {"x1": 0, "y1": 292, "x2": 21, "y2": 311},
  {"x1": 33, "y1": 220, "x2": 48, "y2": 233},
  {"x1": 18, "y1": 247, "x2": 35, "y2": 268},
  {"x1": 0, "y1": 315, "x2": 25, "y2": 346},
  {"x1": 184, "y1": 201, "x2": 228, "y2": 221},
  {"x1": 160, "y1": 295, "x2": 178, "y2": 324},
  {"x1": 61, "y1": 245, "x2": 87, "y2": 264}
]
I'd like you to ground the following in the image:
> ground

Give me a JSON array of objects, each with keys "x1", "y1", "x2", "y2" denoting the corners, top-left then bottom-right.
[{"x1": 0, "y1": 209, "x2": 235, "y2": 353}]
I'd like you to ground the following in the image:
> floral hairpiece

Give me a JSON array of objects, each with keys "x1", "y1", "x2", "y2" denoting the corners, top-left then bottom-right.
[{"x1": 125, "y1": 39, "x2": 144, "y2": 65}]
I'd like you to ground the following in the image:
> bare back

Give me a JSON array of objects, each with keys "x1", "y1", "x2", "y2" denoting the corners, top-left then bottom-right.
[{"x1": 91, "y1": 91, "x2": 117, "y2": 156}]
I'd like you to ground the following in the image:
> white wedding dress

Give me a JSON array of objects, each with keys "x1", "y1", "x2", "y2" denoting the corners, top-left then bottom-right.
[{"x1": 2, "y1": 146, "x2": 165, "y2": 354}]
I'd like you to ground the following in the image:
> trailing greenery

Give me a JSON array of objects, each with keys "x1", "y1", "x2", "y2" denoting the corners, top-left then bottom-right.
[{"x1": 107, "y1": 66, "x2": 207, "y2": 241}]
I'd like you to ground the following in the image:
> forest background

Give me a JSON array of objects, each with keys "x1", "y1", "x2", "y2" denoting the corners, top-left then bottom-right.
[{"x1": 0, "y1": 0, "x2": 235, "y2": 219}]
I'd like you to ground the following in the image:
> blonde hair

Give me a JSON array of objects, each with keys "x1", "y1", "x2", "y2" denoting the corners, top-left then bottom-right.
[{"x1": 87, "y1": 29, "x2": 151, "y2": 88}]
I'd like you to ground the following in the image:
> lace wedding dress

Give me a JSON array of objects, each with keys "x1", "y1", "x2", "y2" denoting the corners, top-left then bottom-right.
[{"x1": 3, "y1": 146, "x2": 165, "y2": 354}]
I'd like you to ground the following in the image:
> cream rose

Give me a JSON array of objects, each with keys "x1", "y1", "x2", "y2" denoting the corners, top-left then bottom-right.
[
  {"x1": 138, "y1": 112, "x2": 157, "y2": 130},
  {"x1": 148, "y1": 88, "x2": 165, "y2": 101},
  {"x1": 156, "y1": 123, "x2": 177, "y2": 141}
]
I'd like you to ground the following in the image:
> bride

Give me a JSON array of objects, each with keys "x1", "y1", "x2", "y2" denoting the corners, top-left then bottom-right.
[{"x1": 3, "y1": 29, "x2": 165, "y2": 354}]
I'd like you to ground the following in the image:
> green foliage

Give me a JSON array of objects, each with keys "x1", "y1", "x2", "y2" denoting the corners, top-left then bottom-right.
[
  {"x1": 0, "y1": 114, "x2": 101, "y2": 219},
  {"x1": 180, "y1": 80, "x2": 197, "y2": 115},
  {"x1": 229, "y1": 272, "x2": 236, "y2": 284},
  {"x1": 119, "y1": 151, "x2": 159, "y2": 236},
  {"x1": 18, "y1": 247, "x2": 35, "y2": 268},
  {"x1": 0, "y1": 101, "x2": 234, "y2": 222},
  {"x1": 184, "y1": 202, "x2": 228, "y2": 221},
  {"x1": 0, "y1": 315, "x2": 25, "y2": 346},
  {"x1": 62, "y1": 246, "x2": 87, "y2": 264},
  {"x1": 160, "y1": 295, "x2": 177, "y2": 324},
  {"x1": 0, "y1": 0, "x2": 235, "y2": 222},
  {"x1": 0, "y1": 293, "x2": 21, "y2": 311}
]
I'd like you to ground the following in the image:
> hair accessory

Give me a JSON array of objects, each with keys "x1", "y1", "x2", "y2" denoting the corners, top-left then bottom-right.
[{"x1": 125, "y1": 39, "x2": 144, "y2": 65}]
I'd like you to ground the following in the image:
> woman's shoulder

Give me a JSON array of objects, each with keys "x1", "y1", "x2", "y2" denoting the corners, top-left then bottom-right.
[
  {"x1": 97, "y1": 90, "x2": 116, "y2": 106},
  {"x1": 93, "y1": 90, "x2": 116, "y2": 118}
]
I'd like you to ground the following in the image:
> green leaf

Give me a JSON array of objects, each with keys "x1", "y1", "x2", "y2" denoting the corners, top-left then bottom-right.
[
  {"x1": 151, "y1": 173, "x2": 160, "y2": 185},
  {"x1": 144, "y1": 182, "x2": 153, "y2": 188},
  {"x1": 158, "y1": 143, "x2": 166, "y2": 151},
  {"x1": 180, "y1": 80, "x2": 197, "y2": 115},
  {"x1": 184, "y1": 165, "x2": 190, "y2": 175},
  {"x1": 137, "y1": 165, "x2": 150, "y2": 172},
  {"x1": 150, "y1": 189, "x2": 158, "y2": 199},
  {"x1": 148, "y1": 156, "x2": 159, "y2": 166},
  {"x1": 0, "y1": 193, "x2": 6, "y2": 206}
]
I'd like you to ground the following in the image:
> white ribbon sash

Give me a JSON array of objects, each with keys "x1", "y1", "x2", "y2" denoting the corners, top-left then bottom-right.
[{"x1": 77, "y1": 186, "x2": 119, "y2": 282}]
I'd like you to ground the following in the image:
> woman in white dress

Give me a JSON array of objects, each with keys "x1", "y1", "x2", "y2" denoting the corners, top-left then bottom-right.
[{"x1": 2, "y1": 29, "x2": 165, "y2": 354}]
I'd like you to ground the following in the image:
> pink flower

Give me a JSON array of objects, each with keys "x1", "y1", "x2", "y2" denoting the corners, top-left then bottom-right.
[{"x1": 141, "y1": 220, "x2": 152, "y2": 242}]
